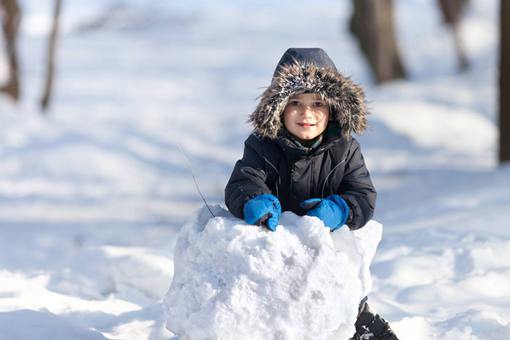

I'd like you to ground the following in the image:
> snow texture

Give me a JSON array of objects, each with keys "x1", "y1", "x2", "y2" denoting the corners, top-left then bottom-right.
[{"x1": 164, "y1": 205, "x2": 382, "y2": 340}]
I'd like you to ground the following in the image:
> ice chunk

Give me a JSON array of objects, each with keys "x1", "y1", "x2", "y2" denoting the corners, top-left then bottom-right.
[{"x1": 164, "y1": 205, "x2": 382, "y2": 340}]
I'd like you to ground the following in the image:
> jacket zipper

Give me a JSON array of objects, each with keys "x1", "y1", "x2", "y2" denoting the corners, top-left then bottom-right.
[{"x1": 321, "y1": 157, "x2": 347, "y2": 198}]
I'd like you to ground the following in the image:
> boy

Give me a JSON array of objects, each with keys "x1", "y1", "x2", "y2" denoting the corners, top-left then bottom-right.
[{"x1": 225, "y1": 48, "x2": 398, "y2": 340}]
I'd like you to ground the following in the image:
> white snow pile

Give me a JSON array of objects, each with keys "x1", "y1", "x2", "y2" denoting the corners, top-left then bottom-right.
[{"x1": 163, "y1": 205, "x2": 382, "y2": 340}]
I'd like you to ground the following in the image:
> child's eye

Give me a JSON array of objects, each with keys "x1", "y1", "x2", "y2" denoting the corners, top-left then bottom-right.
[
  {"x1": 288, "y1": 100, "x2": 301, "y2": 106},
  {"x1": 313, "y1": 101, "x2": 325, "y2": 107}
]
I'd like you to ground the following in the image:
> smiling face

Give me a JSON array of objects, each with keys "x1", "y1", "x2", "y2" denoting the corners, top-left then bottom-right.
[{"x1": 282, "y1": 93, "x2": 330, "y2": 140}]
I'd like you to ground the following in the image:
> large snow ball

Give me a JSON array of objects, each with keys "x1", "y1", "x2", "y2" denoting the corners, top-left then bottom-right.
[{"x1": 164, "y1": 205, "x2": 382, "y2": 340}]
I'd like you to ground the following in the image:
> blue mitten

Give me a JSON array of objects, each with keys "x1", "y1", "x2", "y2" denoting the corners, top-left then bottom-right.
[
  {"x1": 300, "y1": 194, "x2": 350, "y2": 231},
  {"x1": 243, "y1": 194, "x2": 282, "y2": 231}
]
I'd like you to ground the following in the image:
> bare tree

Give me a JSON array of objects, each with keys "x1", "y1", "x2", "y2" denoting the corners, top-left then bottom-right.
[
  {"x1": 40, "y1": 0, "x2": 62, "y2": 112},
  {"x1": 437, "y1": 0, "x2": 470, "y2": 71},
  {"x1": 0, "y1": 0, "x2": 21, "y2": 101},
  {"x1": 349, "y1": 0, "x2": 406, "y2": 84},
  {"x1": 500, "y1": 0, "x2": 510, "y2": 163}
]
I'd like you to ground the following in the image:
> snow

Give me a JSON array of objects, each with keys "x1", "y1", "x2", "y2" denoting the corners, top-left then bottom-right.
[
  {"x1": 1, "y1": 0, "x2": 509, "y2": 339},
  {"x1": 0, "y1": 309, "x2": 108, "y2": 340},
  {"x1": 163, "y1": 205, "x2": 382, "y2": 340}
]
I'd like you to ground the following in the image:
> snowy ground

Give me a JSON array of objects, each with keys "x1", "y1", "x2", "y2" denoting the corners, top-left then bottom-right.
[{"x1": 1, "y1": 0, "x2": 509, "y2": 339}]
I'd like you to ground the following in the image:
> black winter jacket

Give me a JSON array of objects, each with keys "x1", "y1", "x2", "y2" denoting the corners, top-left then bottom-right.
[{"x1": 225, "y1": 127, "x2": 376, "y2": 230}]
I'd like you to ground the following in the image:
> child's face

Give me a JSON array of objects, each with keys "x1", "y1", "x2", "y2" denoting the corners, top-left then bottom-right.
[{"x1": 283, "y1": 93, "x2": 330, "y2": 140}]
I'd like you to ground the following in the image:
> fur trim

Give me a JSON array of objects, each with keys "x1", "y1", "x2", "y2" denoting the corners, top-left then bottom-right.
[{"x1": 248, "y1": 62, "x2": 367, "y2": 139}]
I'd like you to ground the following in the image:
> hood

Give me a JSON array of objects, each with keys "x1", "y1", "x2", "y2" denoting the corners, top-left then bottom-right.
[{"x1": 248, "y1": 48, "x2": 368, "y2": 139}]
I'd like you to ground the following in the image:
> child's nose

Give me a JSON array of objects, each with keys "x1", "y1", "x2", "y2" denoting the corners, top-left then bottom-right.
[{"x1": 302, "y1": 106, "x2": 314, "y2": 116}]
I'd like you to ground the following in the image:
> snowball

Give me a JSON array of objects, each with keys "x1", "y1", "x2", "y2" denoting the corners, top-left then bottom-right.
[{"x1": 163, "y1": 205, "x2": 382, "y2": 340}]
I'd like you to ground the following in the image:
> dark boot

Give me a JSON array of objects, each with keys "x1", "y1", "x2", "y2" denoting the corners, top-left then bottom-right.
[{"x1": 350, "y1": 301, "x2": 399, "y2": 340}]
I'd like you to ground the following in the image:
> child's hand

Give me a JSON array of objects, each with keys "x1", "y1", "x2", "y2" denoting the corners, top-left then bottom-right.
[
  {"x1": 300, "y1": 194, "x2": 350, "y2": 231},
  {"x1": 243, "y1": 194, "x2": 281, "y2": 231}
]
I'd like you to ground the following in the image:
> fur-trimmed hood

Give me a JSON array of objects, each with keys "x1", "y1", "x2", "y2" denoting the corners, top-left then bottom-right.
[{"x1": 248, "y1": 48, "x2": 367, "y2": 139}]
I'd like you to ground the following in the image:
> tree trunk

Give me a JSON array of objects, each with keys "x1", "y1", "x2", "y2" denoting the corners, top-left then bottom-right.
[
  {"x1": 0, "y1": 0, "x2": 21, "y2": 101},
  {"x1": 40, "y1": 0, "x2": 62, "y2": 112},
  {"x1": 349, "y1": 0, "x2": 406, "y2": 84},
  {"x1": 500, "y1": 0, "x2": 510, "y2": 163},
  {"x1": 437, "y1": 0, "x2": 470, "y2": 70}
]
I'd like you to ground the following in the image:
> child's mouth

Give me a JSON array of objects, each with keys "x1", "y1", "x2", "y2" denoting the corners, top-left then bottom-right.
[{"x1": 297, "y1": 123, "x2": 315, "y2": 128}]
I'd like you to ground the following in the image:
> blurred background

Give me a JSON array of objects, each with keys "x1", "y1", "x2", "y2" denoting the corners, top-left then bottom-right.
[{"x1": 1, "y1": 0, "x2": 509, "y2": 339}]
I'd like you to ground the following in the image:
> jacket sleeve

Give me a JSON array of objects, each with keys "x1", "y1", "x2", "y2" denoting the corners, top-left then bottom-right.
[
  {"x1": 225, "y1": 135, "x2": 272, "y2": 219},
  {"x1": 338, "y1": 138, "x2": 377, "y2": 230}
]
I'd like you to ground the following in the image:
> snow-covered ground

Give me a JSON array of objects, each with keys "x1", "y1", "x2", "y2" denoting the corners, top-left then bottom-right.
[{"x1": 1, "y1": 0, "x2": 509, "y2": 339}]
